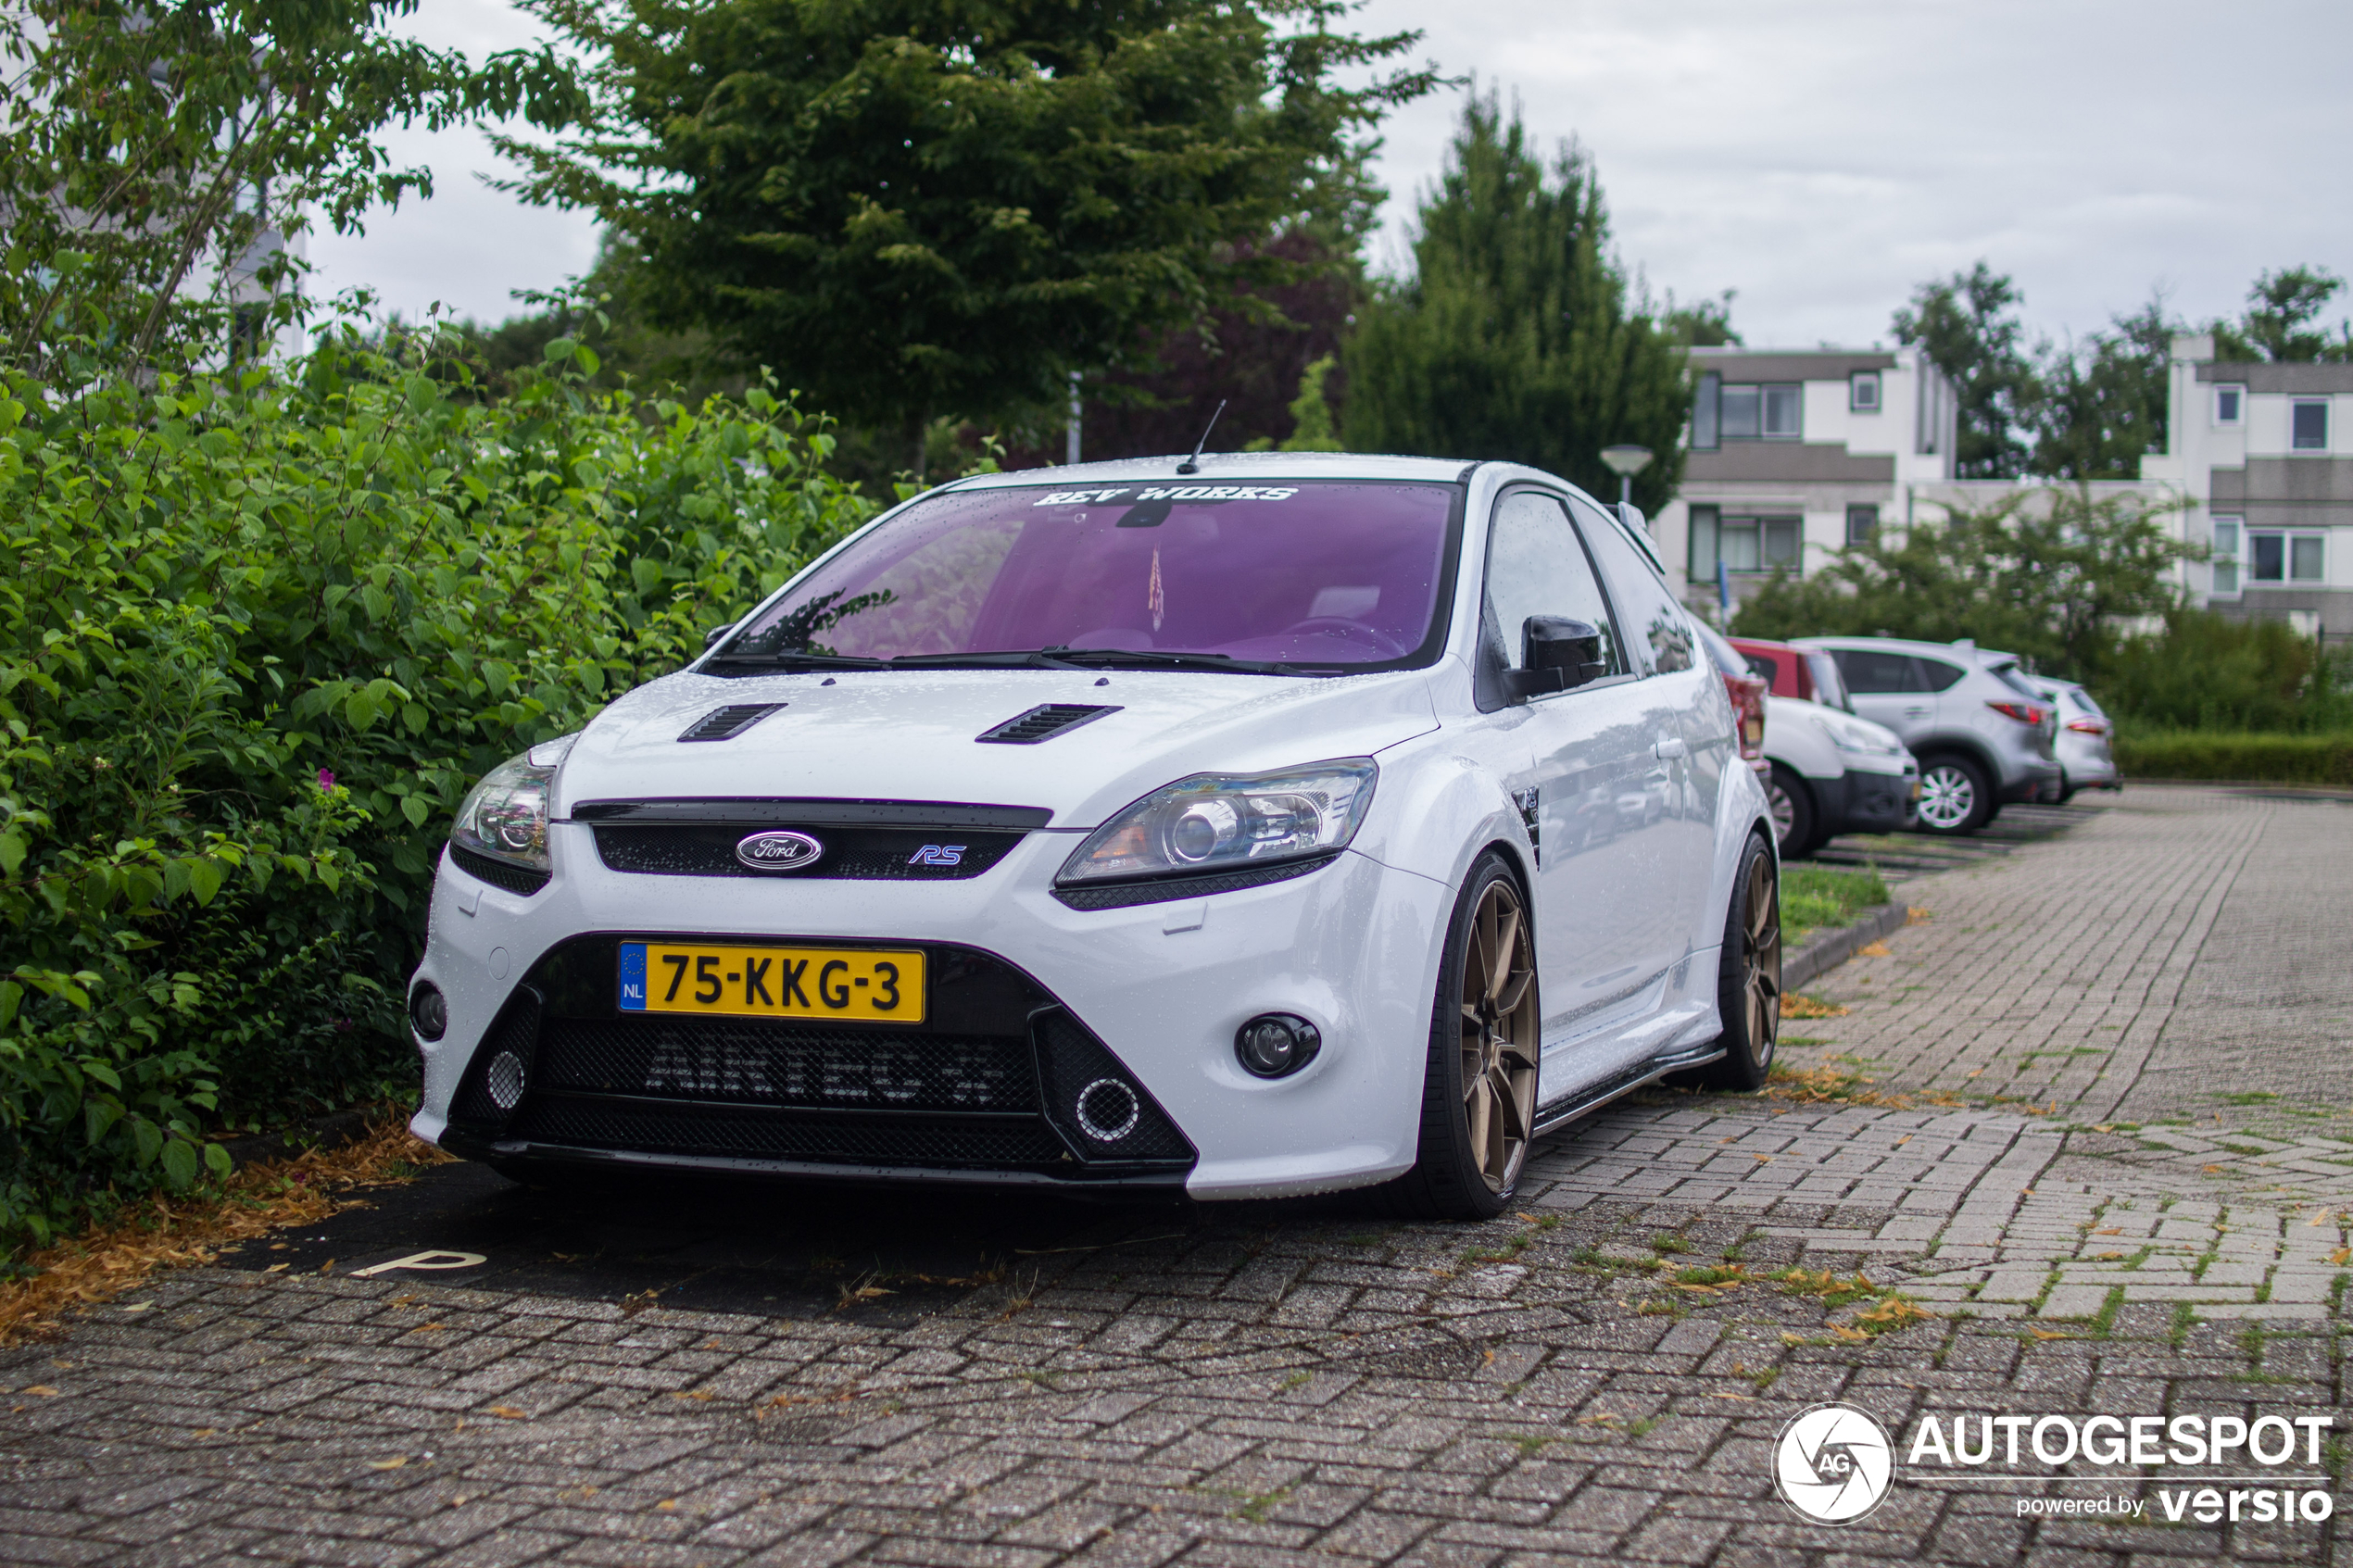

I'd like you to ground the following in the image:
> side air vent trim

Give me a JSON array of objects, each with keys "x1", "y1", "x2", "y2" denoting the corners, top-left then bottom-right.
[
  {"x1": 976, "y1": 704, "x2": 1122, "y2": 745},
  {"x1": 679, "y1": 703, "x2": 786, "y2": 742}
]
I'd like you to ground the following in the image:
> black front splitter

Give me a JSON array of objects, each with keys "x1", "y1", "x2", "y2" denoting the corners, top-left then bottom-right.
[{"x1": 438, "y1": 1127, "x2": 1194, "y2": 1198}]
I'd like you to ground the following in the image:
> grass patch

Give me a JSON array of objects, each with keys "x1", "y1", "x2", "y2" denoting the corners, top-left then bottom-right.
[{"x1": 1781, "y1": 863, "x2": 1893, "y2": 945}]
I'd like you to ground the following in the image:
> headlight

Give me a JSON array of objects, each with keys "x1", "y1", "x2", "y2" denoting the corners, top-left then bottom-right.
[
  {"x1": 1827, "y1": 719, "x2": 1902, "y2": 758},
  {"x1": 450, "y1": 733, "x2": 578, "y2": 872},
  {"x1": 1058, "y1": 759, "x2": 1378, "y2": 885}
]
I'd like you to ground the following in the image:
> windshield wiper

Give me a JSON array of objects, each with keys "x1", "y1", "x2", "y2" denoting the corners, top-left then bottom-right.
[
  {"x1": 1033, "y1": 647, "x2": 1336, "y2": 676},
  {"x1": 701, "y1": 649, "x2": 894, "y2": 671}
]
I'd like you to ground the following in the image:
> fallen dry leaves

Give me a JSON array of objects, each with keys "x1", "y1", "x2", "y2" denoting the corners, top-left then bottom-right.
[
  {"x1": 1780, "y1": 994, "x2": 1850, "y2": 1021},
  {"x1": 0, "y1": 1112, "x2": 455, "y2": 1346},
  {"x1": 1856, "y1": 941, "x2": 1892, "y2": 958}
]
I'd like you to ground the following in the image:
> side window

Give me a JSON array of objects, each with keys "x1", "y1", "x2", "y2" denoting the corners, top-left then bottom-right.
[
  {"x1": 1481, "y1": 492, "x2": 1624, "y2": 691},
  {"x1": 1836, "y1": 648, "x2": 1922, "y2": 694},
  {"x1": 1917, "y1": 658, "x2": 1967, "y2": 693},
  {"x1": 1570, "y1": 495, "x2": 1693, "y2": 674}
]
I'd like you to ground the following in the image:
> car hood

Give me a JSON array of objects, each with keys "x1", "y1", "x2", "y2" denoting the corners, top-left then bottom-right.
[
  {"x1": 1765, "y1": 696, "x2": 1912, "y2": 759},
  {"x1": 550, "y1": 666, "x2": 1444, "y2": 829}
]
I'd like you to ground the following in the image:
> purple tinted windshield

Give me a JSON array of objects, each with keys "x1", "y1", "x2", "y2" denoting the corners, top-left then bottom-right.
[{"x1": 727, "y1": 480, "x2": 1459, "y2": 667}]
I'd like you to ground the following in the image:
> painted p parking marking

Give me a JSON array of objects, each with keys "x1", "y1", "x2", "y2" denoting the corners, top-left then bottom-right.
[{"x1": 349, "y1": 1250, "x2": 488, "y2": 1278}]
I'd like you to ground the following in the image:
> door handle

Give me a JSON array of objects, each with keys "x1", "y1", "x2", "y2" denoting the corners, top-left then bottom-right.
[
  {"x1": 1653, "y1": 737, "x2": 1688, "y2": 760},
  {"x1": 1902, "y1": 705, "x2": 1929, "y2": 717}
]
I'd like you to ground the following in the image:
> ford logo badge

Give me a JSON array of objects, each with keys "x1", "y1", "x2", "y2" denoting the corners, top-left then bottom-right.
[{"x1": 735, "y1": 829, "x2": 824, "y2": 872}]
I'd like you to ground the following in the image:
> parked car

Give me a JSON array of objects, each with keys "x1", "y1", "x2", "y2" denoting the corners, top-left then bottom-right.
[
  {"x1": 2028, "y1": 678, "x2": 2120, "y2": 801},
  {"x1": 1794, "y1": 636, "x2": 2061, "y2": 835},
  {"x1": 1728, "y1": 637, "x2": 1919, "y2": 856},
  {"x1": 409, "y1": 456, "x2": 1780, "y2": 1221},
  {"x1": 1691, "y1": 622, "x2": 1770, "y2": 782}
]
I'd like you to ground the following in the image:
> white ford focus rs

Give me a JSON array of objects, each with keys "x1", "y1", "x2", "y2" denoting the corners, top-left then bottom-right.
[{"x1": 408, "y1": 453, "x2": 1782, "y2": 1219}]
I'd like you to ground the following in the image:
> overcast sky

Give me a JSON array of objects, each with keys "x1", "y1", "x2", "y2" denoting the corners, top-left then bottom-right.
[{"x1": 311, "y1": 0, "x2": 2353, "y2": 352}]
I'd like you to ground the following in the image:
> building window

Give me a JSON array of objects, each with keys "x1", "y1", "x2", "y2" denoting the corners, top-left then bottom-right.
[
  {"x1": 1688, "y1": 507, "x2": 1801, "y2": 575},
  {"x1": 2291, "y1": 400, "x2": 2329, "y2": 451},
  {"x1": 1844, "y1": 504, "x2": 1879, "y2": 546},
  {"x1": 1690, "y1": 373, "x2": 1720, "y2": 450},
  {"x1": 2210, "y1": 516, "x2": 2240, "y2": 596},
  {"x1": 2248, "y1": 530, "x2": 2324, "y2": 583},
  {"x1": 2213, "y1": 385, "x2": 2244, "y2": 425},
  {"x1": 1713, "y1": 383, "x2": 1802, "y2": 442},
  {"x1": 1850, "y1": 371, "x2": 1881, "y2": 412}
]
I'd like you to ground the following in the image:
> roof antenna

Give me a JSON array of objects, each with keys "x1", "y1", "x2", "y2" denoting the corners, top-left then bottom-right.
[{"x1": 1175, "y1": 400, "x2": 1227, "y2": 475}]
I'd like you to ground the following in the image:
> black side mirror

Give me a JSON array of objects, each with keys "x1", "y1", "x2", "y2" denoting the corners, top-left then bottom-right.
[
  {"x1": 703, "y1": 621, "x2": 737, "y2": 650},
  {"x1": 1503, "y1": 617, "x2": 1607, "y2": 703}
]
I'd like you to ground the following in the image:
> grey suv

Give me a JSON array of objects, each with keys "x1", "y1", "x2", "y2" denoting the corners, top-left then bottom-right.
[{"x1": 1793, "y1": 637, "x2": 2061, "y2": 834}]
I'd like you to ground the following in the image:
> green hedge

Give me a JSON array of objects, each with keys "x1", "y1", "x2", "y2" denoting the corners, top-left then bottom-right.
[
  {"x1": 0, "y1": 331, "x2": 881, "y2": 1252},
  {"x1": 2112, "y1": 732, "x2": 2353, "y2": 787}
]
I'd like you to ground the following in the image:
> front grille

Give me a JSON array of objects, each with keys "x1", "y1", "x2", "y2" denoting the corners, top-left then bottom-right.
[
  {"x1": 512, "y1": 1098, "x2": 1068, "y2": 1168},
  {"x1": 594, "y1": 825, "x2": 1026, "y2": 880},
  {"x1": 448, "y1": 844, "x2": 550, "y2": 896},
  {"x1": 976, "y1": 704, "x2": 1121, "y2": 744},
  {"x1": 455, "y1": 934, "x2": 1194, "y2": 1178},
  {"x1": 535, "y1": 1016, "x2": 1037, "y2": 1112}
]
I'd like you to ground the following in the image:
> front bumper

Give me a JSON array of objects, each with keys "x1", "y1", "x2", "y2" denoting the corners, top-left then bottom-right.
[
  {"x1": 1815, "y1": 762, "x2": 1917, "y2": 836},
  {"x1": 409, "y1": 822, "x2": 1449, "y2": 1200}
]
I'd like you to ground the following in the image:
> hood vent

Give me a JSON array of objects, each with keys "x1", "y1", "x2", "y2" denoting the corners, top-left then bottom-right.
[
  {"x1": 975, "y1": 704, "x2": 1122, "y2": 745},
  {"x1": 679, "y1": 703, "x2": 786, "y2": 742}
]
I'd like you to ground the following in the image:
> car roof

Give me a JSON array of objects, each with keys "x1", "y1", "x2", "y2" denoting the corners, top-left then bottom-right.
[
  {"x1": 1728, "y1": 635, "x2": 1804, "y2": 655},
  {"x1": 1795, "y1": 634, "x2": 2002, "y2": 664},
  {"x1": 946, "y1": 451, "x2": 1478, "y2": 491}
]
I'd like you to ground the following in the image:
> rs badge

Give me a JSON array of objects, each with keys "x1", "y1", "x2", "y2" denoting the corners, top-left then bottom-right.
[{"x1": 907, "y1": 844, "x2": 965, "y2": 867}]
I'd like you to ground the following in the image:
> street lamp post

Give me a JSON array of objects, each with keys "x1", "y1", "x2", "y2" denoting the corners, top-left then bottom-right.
[{"x1": 1599, "y1": 444, "x2": 1654, "y2": 508}]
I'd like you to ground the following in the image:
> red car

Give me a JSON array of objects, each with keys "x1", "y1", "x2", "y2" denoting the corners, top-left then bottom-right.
[
  {"x1": 1728, "y1": 637, "x2": 1849, "y2": 707},
  {"x1": 1691, "y1": 623, "x2": 1768, "y2": 778}
]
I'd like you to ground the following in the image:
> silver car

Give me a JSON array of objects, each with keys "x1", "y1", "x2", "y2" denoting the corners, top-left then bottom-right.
[
  {"x1": 2031, "y1": 679, "x2": 2120, "y2": 800},
  {"x1": 1794, "y1": 637, "x2": 2062, "y2": 835}
]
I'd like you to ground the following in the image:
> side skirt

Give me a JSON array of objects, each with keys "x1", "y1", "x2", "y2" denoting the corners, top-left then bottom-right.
[{"x1": 1530, "y1": 1038, "x2": 1728, "y2": 1138}]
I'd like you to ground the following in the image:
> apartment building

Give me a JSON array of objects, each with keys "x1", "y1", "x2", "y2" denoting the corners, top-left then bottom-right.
[
  {"x1": 2142, "y1": 335, "x2": 2353, "y2": 641},
  {"x1": 1654, "y1": 345, "x2": 1959, "y2": 607},
  {"x1": 1656, "y1": 337, "x2": 2353, "y2": 644}
]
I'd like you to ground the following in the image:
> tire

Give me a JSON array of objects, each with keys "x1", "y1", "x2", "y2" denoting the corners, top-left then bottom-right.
[
  {"x1": 1766, "y1": 764, "x2": 1818, "y2": 858},
  {"x1": 1695, "y1": 834, "x2": 1782, "y2": 1091},
  {"x1": 1388, "y1": 852, "x2": 1541, "y2": 1221},
  {"x1": 1914, "y1": 753, "x2": 1993, "y2": 835}
]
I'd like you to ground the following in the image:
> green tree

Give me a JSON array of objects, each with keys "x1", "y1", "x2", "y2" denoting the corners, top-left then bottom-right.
[
  {"x1": 1662, "y1": 288, "x2": 1741, "y2": 347},
  {"x1": 2031, "y1": 293, "x2": 2178, "y2": 481},
  {"x1": 500, "y1": 0, "x2": 1438, "y2": 474},
  {"x1": 0, "y1": 0, "x2": 579, "y2": 376},
  {"x1": 1730, "y1": 487, "x2": 2192, "y2": 681},
  {"x1": 2212, "y1": 265, "x2": 2352, "y2": 363},
  {"x1": 1340, "y1": 92, "x2": 1691, "y2": 512},
  {"x1": 1892, "y1": 261, "x2": 2040, "y2": 479}
]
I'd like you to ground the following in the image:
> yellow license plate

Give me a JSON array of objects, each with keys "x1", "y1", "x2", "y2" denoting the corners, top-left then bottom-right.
[{"x1": 618, "y1": 942, "x2": 925, "y2": 1023}]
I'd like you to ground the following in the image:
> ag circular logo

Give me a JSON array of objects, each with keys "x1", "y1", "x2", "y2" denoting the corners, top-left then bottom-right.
[
  {"x1": 1774, "y1": 1402, "x2": 1894, "y2": 1524},
  {"x1": 736, "y1": 829, "x2": 824, "y2": 872}
]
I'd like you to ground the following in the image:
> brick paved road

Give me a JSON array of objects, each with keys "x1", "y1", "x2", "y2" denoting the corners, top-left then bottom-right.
[{"x1": 3, "y1": 784, "x2": 2347, "y2": 1566}]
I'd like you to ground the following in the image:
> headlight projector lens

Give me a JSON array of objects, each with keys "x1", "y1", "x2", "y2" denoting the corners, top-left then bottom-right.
[
  {"x1": 409, "y1": 984, "x2": 447, "y2": 1041},
  {"x1": 1235, "y1": 1013, "x2": 1322, "y2": 1078}
]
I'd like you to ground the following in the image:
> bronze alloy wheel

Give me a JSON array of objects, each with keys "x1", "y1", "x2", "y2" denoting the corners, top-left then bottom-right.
[
  {"x1": 1694, "y1": 834, "x2": 1783, "y2": 1091},
  {"x1": 1736, "y1": 847, "x2": 1783, "y2": 1066},
  {"x1": 1457, "y1": 874, "x2": 1540, "y2": 1193}
]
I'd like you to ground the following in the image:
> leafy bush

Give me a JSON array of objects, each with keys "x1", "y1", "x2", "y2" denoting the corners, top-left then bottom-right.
[
  {"x1": 2110, "y1": 733, "x2": 2353, "y2": 787},
  {"x1": 2100, "y1": 609, "x2": 2353, "y2": 734},
  {"x1": 0, "y1": 329, "x2": 878, "y2": 1249}
]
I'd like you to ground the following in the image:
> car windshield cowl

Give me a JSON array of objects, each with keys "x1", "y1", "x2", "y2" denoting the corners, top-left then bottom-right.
[{"x1": 705, "y1": 646, "x2": 1331, "y2": 677}]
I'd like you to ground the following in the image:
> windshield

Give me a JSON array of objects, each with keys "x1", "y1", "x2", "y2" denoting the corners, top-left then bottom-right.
[
  {"x1": 1990, "y1": 662, "x2": 2045, "y2": 700},
  {"x1": 1805, "y1": 650, "x2": 1852, "y2": 710},
  {"x1": 722, "y1": 479, "x2": 1460, "y2": 670}
]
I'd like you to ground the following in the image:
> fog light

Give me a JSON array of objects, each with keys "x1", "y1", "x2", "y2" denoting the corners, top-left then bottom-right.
[
  {"x1": 1074, "y1": 1078, "x2": 1140, "y2": 1142},
  {"x1": 486, "y1": 1050, "x2": 527, "y2": 1111},
  {"x1": 1235, "y1": 1013, "x2": 1321, "y2": 1078},
  {"x1": 410, "y1": 984, "x2": 447, "y2": 1041}
]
